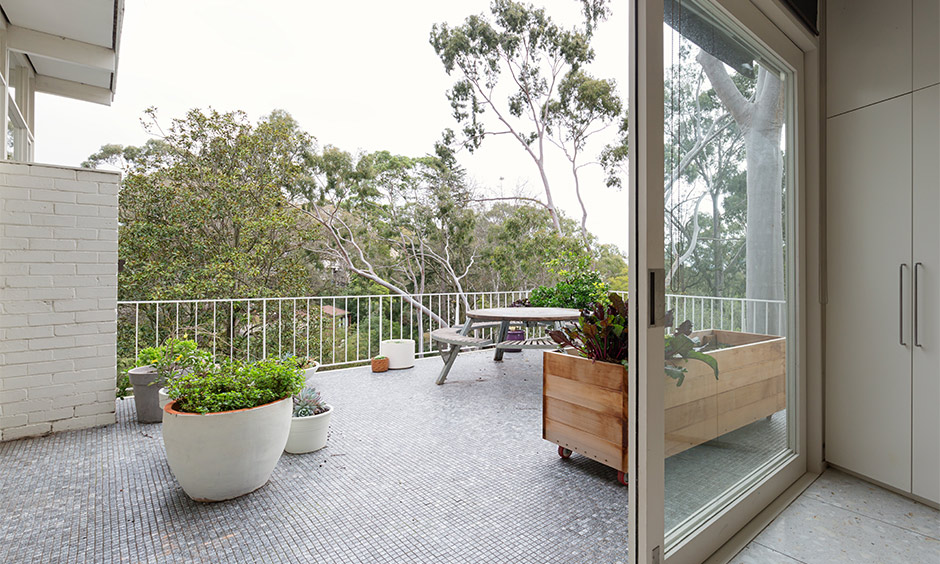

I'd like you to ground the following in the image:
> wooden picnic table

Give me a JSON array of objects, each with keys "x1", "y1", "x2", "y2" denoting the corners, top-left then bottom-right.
[{"x1": 431, "y1": 307, "x2": 581, "y2": 384}]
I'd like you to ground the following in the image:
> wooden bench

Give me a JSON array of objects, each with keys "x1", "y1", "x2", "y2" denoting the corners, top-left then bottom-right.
[
  {"x1": 431, "y1": 322, "x2": 561, "y2": 384},
  {"x1": 430, "y1": 322, "x2": 502, "y2": 385}
]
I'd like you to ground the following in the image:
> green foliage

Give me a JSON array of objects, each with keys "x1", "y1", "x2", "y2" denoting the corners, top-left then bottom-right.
[
  {"x1": 549, "y1": 294, "x2": 719, "y2": 387},
  {"x1": 136, "y1": 346, "x2": 164, "y2": 367},
  {"x1": 153, "y1": 338, "x2": 212, "y2": 380},
  {"x1": 111, "y1": 108, "x2": 317, "y2": 301},
  {"x1": 293, "y1": 387, "x2": 329, "y2": 417},
  {"x1": 279, "y1": 353, "x2": 317, "y2": 369},
  {"x1": 167, "y1": 358, "x2": 305, "y2": 414},
  {"x1": 115, "y1": 357, "x2": 134, "y2": 400},
  {"x1": 549, "y1": 292, "x2": 629, "y2": 364},
  {"x1": 529, "y1": 252, "x2": 609, "y2": 309},
  {"x1": 663, "y1": 318, "x2": 720, "y2": 386}
]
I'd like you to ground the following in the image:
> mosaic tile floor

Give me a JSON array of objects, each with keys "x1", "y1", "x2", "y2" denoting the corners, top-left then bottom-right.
[{"x1": 1, "y1": 349, "x2": 802, "y2": 563}]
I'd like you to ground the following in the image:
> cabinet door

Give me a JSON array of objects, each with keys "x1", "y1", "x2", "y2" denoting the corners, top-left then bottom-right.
[
  {"x1": 913, "y1": 85, "x2": 939, "y2": 503},
  {"x1": 914, "y1": 0, "x2": 940, "y2": 89},
  {"x1": 827, "y1": 0, "x2": 912, "y2": 116},
  {"x1": 826, "y1": 95, "x2": 913, "y2": 492}
]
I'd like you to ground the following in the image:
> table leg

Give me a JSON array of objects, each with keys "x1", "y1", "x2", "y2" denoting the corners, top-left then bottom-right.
[{"x1": 493, "y1": 320, "x2": 510, "y2": 361}]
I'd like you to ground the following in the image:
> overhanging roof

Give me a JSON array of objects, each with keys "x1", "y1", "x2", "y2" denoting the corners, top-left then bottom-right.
[{"x1": 0, "y1": 0, "x2": 124, "y2": 105}]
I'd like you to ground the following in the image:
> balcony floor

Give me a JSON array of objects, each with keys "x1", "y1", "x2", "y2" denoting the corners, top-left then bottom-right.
[{"x1": 1, "y1": 349, "x2": 795, "y2": 563}]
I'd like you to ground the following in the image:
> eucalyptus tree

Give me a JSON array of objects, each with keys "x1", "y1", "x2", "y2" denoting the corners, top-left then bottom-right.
[
  {"x1": 697, "y1": 50, "x2": 785, "y2": 332},
  {"x1": 545, "y1": 69, "x2": 622, "y2": 242},
  {"x1": 430, "y1": 0, "x2": 619, "y2": 238}
]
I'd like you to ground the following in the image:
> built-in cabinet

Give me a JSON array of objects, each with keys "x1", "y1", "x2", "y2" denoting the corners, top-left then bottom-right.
[{"x1": 826, "y1": 0, "x2": 940, "y2": 505}]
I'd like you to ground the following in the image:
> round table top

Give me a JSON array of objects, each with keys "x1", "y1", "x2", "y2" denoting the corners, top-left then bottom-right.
[{"x1": 465, "y1": 307, "x2": 581, "y2": 322}]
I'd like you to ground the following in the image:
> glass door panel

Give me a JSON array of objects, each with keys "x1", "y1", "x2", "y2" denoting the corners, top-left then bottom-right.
[{"x1": 661, "y1": 0, "x2": 796, "y2": 546}]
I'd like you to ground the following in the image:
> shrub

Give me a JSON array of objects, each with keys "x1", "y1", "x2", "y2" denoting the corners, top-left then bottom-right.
[
  {"x1": 528, "y1": 252, "x2": 609, "y2": 310},
  {"x1": 167, "y1": 358, "x2": 305, "y2": 414}
]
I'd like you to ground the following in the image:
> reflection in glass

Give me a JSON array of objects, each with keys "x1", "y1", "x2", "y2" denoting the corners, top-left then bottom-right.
[{"x1": 662, "y1": 0, "x2": 791, "y2": 538}]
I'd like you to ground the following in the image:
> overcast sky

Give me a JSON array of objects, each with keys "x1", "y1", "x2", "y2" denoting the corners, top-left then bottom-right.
[{"x1": 34, "y1": 0, "x2": 630, "y2": 248}]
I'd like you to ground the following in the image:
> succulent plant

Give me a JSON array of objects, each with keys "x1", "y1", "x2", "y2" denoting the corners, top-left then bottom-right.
[{"x1": 292, "y1": 387, "x2": 329, "y2": 418}]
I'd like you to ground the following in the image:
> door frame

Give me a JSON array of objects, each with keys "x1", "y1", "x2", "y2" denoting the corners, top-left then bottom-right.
[{"x1": 627, "y1": 0, "x2": 822, "y2": 562}]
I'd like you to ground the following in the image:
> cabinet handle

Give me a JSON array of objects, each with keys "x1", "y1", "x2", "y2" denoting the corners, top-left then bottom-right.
[
  {"x1": 915, "y1": 262, "x2": 923, "y2": 348},
  {"x1": 900, "y1": 264, "x2": 908, "y2": 346}
]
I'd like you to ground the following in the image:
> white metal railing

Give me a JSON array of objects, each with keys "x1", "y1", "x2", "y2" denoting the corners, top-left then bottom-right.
[
  {"x1": 117, "y1": 291, "x2": 529, "y2": 369},
  {"x1": 116, "y1": 291, "x2": 785, "y2": 369},
  {"x1": 665, "y1": 294, "x2": 787, "y2": 337}
]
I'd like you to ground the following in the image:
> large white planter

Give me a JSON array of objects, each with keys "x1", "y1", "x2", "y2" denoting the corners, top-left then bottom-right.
[
  {"x1": 284, "y1": 405, "x2": 333, "y2": 454},
  {"x1": 162, "y1": 397, "x2": 292, "y2": 502},
  {"x1": 379, "y1": 339, "x2": 415, "y2": 369}
]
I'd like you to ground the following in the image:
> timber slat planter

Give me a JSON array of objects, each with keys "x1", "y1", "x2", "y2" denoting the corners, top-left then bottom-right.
[{"x1": 543, "y1": 330, "x2": 786, "y2": 476}]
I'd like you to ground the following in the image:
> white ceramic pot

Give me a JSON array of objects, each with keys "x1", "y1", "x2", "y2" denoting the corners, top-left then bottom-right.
[
  {"x1": 379, "y1": 339, "x2": 415, "y2": 369},
  {"x1": 284, "y1": 405, "x2": 333, "y2": 454},
  {"x1": 158, "y1": 387, "x2": 171, "y2": 412},
  {"x1": 303, "y1": 361, "x2": 320, "y2": 384},
  {"x1": 162, "y1": 397, "x2": 292, "y2": 502}
]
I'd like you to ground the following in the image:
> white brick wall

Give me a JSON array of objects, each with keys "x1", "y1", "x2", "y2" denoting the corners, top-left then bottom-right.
[{"x1": 0, "y1": 162, "x2": 119, "y2": 441}]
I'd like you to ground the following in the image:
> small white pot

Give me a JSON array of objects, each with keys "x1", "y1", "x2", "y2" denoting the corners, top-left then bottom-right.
[
  {"x1": 162, "y1": 397, "x2": 292, "y2": 502},
  {"x1": 379, "y1": 339, "x2": 415, "y2": 369},
  {"x1": 285, "y1": 405, "x2": 333, "y2": 454},
  {"x1": 158, "y1": 387, "x2": 171, "y2": 414},
  {"x1": 303, "y1": 361, "x2": 320, "y2": 384}
]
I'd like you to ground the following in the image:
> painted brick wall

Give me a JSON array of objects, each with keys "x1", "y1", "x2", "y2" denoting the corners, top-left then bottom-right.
[{"x1": 0, "y1": 162, "x2": 120, "y2": 441}]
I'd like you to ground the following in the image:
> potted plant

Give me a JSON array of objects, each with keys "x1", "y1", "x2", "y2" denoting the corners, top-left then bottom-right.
[
  {"x1": 128, "y1": 339, "x2": 208, "y2": 423},
  {"x1": 371, "y1": 355, "x2": 389, "y2": 373},
  {"x1": 528, "y1": 252, "x2": 610, "y2": 310},
  {"x1": 162, "y1": 357, "x2": 304, "y2": 502},
  {"x1": 545, "y1": 293, "x2": 718, "y2": 484},
  {"x1": 280, "y1": 353, "x2": 320, "y2": 381},
  {"x1": 284, "y1": 387, "x2": 332, "y2": 454}
]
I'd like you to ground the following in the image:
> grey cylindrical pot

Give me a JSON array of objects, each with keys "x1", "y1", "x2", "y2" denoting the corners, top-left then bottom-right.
[{"x1": 128, "y1": 365, "x2": 166, "y2": 423}]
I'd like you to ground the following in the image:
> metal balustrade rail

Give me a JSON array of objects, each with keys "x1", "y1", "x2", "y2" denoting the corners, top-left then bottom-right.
[{"x1": 117, "y1": 291, "x2": 785, "y2": 369}]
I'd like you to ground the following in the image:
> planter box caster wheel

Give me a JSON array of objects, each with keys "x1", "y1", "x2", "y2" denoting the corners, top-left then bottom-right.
[
  {"x1": 617, "y1": 471, "x2": 628, "y2": 486},
  {"x1": 558, "y1": 446, "x2": 572, "y2": 459}
]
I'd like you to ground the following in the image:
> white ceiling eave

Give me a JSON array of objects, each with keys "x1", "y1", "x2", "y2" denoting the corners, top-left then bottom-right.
[{"x1": 0, "y1": 0, "x2": 124, "y2": 106}]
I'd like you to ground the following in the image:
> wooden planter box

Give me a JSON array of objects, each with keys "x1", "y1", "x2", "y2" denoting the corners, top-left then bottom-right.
[{"x1": 542, "y1": 330, "x2": 786, "y2": 473}]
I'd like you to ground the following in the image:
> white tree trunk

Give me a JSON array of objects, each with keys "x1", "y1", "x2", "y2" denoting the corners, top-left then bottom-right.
[{"x1": 698, "y1": 51, "x2": 785, "y2": 334}]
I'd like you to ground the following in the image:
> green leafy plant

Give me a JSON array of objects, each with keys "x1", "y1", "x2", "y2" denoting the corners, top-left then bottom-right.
[
  {"x1": 166, "y1": 357, "x2": 305, "y2": 414},
  {"x1": 549, "y1": 292, "x2": 629, "y2": 365},
  {"x1": 529, "y1": 252, "x2": 609, "y2": 310},
  {"x1": 136, "y1": 346, "x2": 164, "y2": 367},
  {"x1": 293, "y1": 387, "x2": 329, "y2": 418},
  {"x1": 664, "y1": 320, "x2": 720, "y2": 386},
  {"x1": 279, "y1": 353, "x2": 318, "y2": 370},
  {"x1": 548, "y1": 293, "x2": 719, "y2": 387},
  {"x1": 153, "y1": 338, "x2": 212, "y2": 379},
  {"x1": 374, "y1": 355, "x2": 387, "y2": 360}
]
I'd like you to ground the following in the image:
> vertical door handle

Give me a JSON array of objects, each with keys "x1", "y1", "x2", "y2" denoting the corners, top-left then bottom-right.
[
  {"x1": 914, "y1": 262, "x2": 923, "y2": 347},
  {"x1": 900, "y1": 264, "x2": 909, "y2": 346}
]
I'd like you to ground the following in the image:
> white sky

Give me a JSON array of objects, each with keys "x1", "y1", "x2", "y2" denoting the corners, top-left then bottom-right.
[{"x1": 34, "y1": 0, "x2": 631, "y2": 248}]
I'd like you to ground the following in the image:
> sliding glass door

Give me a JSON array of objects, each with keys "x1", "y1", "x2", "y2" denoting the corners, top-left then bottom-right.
[{"x1": 629, "y1": 1, "x2": 807, "y2": 562}]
